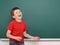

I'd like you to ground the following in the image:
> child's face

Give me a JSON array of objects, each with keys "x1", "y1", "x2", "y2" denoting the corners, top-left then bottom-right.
[{"x1": 13, "y1": 9, "x2": 22, "y2": 20}]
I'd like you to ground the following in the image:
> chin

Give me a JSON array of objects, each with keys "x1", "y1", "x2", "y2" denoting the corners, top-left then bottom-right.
[
  {"x1": 17, "y1": 17, "x2": 22, "y2": 20},
  {"x1": 18, "y1": 18, "x2": 22, "y2": 20}
]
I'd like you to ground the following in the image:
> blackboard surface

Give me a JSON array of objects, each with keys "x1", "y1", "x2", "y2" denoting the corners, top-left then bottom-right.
[{"x1": 0, "y1": 0, "x2": 60, "y2": 38}]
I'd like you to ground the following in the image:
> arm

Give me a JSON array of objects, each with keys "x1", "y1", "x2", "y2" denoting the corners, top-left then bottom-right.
[
  {"x1": 6, "y1": 30, "x2": 22, "y2": 41},
  {"x1": 24, "y1": 31, "x2": 40, "y2": 41},
  {"x1": 24, "y1": 31, "x2": 34, "y2": 39},
  {"x1": 6, "y1": 30, "x2": 15, "y2": 39}
]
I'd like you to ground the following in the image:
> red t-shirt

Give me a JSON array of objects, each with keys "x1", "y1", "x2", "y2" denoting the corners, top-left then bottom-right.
[{"x1": 7, "y1": 20, "x2": 27, "y2": 42}]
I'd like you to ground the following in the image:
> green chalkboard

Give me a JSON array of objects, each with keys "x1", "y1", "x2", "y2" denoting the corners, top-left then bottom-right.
[{"x1": 0, "y1": 0, "x2": 60, "y2": 38}]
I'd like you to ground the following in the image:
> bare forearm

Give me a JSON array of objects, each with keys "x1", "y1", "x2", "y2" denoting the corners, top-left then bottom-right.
[
  {"x1": 6, "y1": 33, "x2": 15, "y2": 39},
  {"x1": 24, "y1": 32, "x2": 40, "y2": 41},
  {"x1": 24, "y1": 33, "x2": 34, "y2": 39},
  {"x1": 6, "y1": 30, "x2": 22, "y2": 41}
]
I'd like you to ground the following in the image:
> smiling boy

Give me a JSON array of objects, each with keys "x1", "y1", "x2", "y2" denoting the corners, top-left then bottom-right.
[{"x1": 6, "y1": 7, "x2": 40, "y2": 45}]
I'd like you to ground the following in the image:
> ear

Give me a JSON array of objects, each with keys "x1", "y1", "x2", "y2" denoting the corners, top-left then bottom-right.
[{"x1": 12, "y1": 16, "x2": 15, "y2": 18}]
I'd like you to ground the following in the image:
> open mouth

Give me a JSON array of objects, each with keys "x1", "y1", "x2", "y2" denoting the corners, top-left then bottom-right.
[{"x1": 18, "y1": 15, "x2": 21, "y2": 17}]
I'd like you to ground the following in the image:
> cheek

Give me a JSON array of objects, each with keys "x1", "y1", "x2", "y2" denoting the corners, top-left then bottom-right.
[
  {"x1": 14, "y1": 12, "x2": 17, "y2": 16},
  {"x1": 14, "y1": 12, "x2": 18, "y2": 15},
  {"x1": 15, "y1": 13, "x2": 18, "y2": 15}
]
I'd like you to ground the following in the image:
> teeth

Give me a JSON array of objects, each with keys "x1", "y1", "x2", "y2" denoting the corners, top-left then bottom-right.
[{"x1": 18, "y1": 15, "x2": 21, "y2": 17}]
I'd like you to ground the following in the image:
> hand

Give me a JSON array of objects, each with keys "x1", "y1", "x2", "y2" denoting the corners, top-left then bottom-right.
[
  {"x1": 14, "y1": 36, "x2": 22, "y2": 41},
  {"x1": 33, "y1": 36, "x2": 40, "y2": 41}
]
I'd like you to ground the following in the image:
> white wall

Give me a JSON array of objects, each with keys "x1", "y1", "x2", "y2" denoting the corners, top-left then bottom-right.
[
  {"x1": 25, "y1": 40, "x2": 60, "y2": 45},
  {"x1": 0, "y1": 41, "x2": 9, "y2": 45},
  {"x1": 0, "y1": 38, "x2": 60, "y2": 45}
]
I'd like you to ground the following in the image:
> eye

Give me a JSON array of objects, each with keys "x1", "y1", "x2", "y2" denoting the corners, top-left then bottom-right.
[{"x1": 16, "y1": 11, "x2": 19, "y2": 14}]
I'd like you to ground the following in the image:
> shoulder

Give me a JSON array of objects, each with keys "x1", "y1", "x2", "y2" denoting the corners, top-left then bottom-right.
[
  {"x1": 22, "y1": 21, "x2": 27, "y2": 24},
  {"x1": 9, "y1": 20, "x2": 15, "y2": 24}
]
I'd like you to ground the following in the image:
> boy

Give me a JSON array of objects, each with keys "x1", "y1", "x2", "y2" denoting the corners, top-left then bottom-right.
[{"x1": 6, "y1": 7, "x2": 40, "y2": 45}]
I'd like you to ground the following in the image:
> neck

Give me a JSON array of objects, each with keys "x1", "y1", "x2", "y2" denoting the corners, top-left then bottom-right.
[{"x1": 15, "y1": 19, "x2": 22, "y2": 22}]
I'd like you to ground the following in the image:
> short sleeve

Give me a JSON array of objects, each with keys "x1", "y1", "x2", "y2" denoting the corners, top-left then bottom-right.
[
  {"x1": 24, "y1": 22, "x2": 27, "y2": 32},
  {"x1": 7, "y1": 21, "x2": 13, "y2": 31}
]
